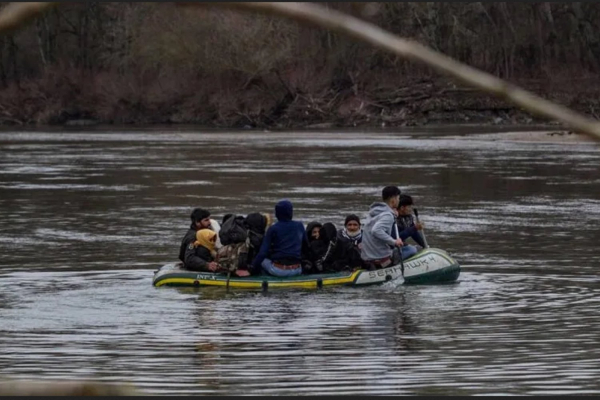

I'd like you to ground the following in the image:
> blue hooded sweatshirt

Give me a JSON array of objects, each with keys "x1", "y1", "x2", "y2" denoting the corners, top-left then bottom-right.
[{"x1": 252, "y1": 200, "x2": 308, "y2": 268}]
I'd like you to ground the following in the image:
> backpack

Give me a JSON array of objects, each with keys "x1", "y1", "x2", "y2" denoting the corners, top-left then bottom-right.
[
  {"x1": 219, "y1": 215, "x2": 248, "y2": 246},
  {"x1": 217, "y1": 241, "x2": 249, "y2": 272}
]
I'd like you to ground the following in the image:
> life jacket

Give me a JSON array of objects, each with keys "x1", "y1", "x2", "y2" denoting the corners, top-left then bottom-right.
[{"x1": 219, "y1": 215, "x2": 248, "y2": 246}]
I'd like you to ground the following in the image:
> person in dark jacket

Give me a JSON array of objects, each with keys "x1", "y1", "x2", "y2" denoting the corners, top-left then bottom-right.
[
  {"x1": 314, "y1": 222, "x2": 340, "y2": 272},
  {"x1": 318, "y1": 215, "x2": 364, "y2": 272},
  {"x1": 392, "y1": 194, "x2": 425, "y2": 260},
  {"x1": 306, "y1": 221, "x2": 327, "y2": 269},
  {"x1": 307, "y1": 221, "x2": 322, "y2": 241},
  {"x1": 252, "y1": 200, "x2": 308, "y2": 277},
  {"x1": 244, "y1": 212, "x2": 272, "y2": 274},
  {"x1": 184, "y1": 229, "x2": 219, "y2": 272},
  {"x1": 178, "y1": 208, "x2": 212, "y2": 263},
  {"x1": 338, "y1": 214, "x2": 365, "y2": 269}
]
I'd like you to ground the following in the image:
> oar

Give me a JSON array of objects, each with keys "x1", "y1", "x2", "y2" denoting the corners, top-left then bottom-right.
[
  {"x1": 226, "y1": 270, "x2": 231, "y2": 292},
  {"x1": 413, "y1": 208, "x2": 429, "y2": 248},
  {"x1": 394, "y1": 222, "x2": 405, "y2": 277}
]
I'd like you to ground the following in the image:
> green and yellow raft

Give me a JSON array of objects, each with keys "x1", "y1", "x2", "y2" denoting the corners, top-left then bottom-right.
[{"x1": 153, "y1": 248, "x2": 460, "y2": 289}]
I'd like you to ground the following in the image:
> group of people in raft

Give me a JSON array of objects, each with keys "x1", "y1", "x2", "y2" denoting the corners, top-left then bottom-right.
[{"x1": 178, "y1": 186, "x2": 426, "y2": 278}]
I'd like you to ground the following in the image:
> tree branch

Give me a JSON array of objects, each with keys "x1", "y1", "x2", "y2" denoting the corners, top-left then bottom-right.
[{"x1": 0, "y1": 2, "x2": 58, "y2": 35}]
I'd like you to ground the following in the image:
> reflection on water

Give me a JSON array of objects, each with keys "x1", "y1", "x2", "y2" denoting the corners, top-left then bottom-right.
[{"x1": 0, "y1": 129, "x2": 599, "y2": 395}]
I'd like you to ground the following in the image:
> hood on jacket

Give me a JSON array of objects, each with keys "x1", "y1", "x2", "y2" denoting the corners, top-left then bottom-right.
[
  {"x1": 321, "y1": 222, "x2": 337, "y2": 243},
  {"x1": 368, "y1": 202, "x2": 394, "y2": 218},
  {"x1": 194, "y1": 229, "x2": 217, "y2": 257},
  {"x1": 245, "y1": 212, "x2": 267, "y2": 235},
  {"x1": 306, "y1": 221, "x2": 323, "y2": 242},
  {"x1": 275, "y1": 200, "x2": 293, "y2": 222},
  {"x1": 222, "y1": 214, "x2": 234, "y2": 225},
  {"x1": 263, "y1": 213, "x2": 272, "y2": 229}
]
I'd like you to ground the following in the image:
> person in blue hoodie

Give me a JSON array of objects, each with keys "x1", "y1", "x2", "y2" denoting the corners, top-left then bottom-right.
[
  {"x1": 360, "y1": 186, "x2": 404, "y2": 269},
  {"x1": 251, "y1": 199, "x2": 308, "y2": 277}
]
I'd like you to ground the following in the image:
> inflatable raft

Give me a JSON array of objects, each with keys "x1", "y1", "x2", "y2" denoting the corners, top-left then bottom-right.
[{"x1": 153, "y1": 247, "x2": 460, "y2": 289}]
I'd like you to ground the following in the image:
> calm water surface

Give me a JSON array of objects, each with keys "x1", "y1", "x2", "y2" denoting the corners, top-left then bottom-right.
[{"x1": 1, "y1": 128, "x2": 599, "y2": 395}]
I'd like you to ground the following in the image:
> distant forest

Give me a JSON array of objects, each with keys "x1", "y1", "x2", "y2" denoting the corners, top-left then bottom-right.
[{"x1": 1, "y1": 2, "x2": 599, "y2": 127}]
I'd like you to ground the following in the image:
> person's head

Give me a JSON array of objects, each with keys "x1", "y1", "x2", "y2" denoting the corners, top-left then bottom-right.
[
  {"x1": 382, "y1": 186, "x2": 401, "y2": 209},
  {"x1": 191, "y1": 208, "x2": 211, "y2": 230},
  {"x1": 321, "y1": 222, "x2": 337, "y2": 243},
  {"x1": 195, "y1": 229, "x2": 217, "y2": 252},
  {"x1": 344, "y1": 214, "x2": 361, "y2": 234},
  {"x1": 397, "y1": 194, "x2": 414, "y2": 216},
  {"x1": 311, "y1": 226, "x2": 320, "y2": 240},
  {"x1": 221, "y1": 213, "x2": 234, "y2": 225},
  {"x1": 245, "y1": 212, "x2": 268, "y2": 235},
  {"x1": 306, "y1": 221, "x2": 323, "y2": 241},
  {"x1": 275, "y1": 199, "x2": 293, "y2": 222}
]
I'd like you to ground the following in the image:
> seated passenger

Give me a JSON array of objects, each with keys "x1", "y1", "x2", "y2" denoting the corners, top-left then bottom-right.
[
  {"x1": 184, "y1": 229, "x2": 220, "y2": 272},
  {"x1": 333, "y1": 214, "x2": 365, "y2": 270},
  {"x1": 393, "y1": 194, "x2": 425, "y2": 260},
  {"x1": 306, "y1": 221, "x2": 327, "y2": 269},
  {"x1": 314, "y1": 222, "x2": 340, "y2": 272},
  {"x1": 251, "y1": 200, "x2": 308, "y2": 277},
  {"x1": 244, "y1": 212, "x2": 272, "y2": 275},
  {"x1": 178, "y1": 208, "x2": 224, "y2": 264}
]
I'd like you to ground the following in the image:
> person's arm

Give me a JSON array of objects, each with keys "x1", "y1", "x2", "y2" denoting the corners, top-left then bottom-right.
[
  {"x1": 399, "y1": 225, "x2": 417, "y2": 241},
  {"x1": 301, "y1": 229, "x2": 311, "y2": 259},
  {"x1": 184, "y1": 244, "x2": 209, "y2": 271},
  {"x1": 321, "y1": 233, "x2": 338, "y2": 264},
  {"x1": 372, "y1": 213, "x2": 397, "y2": 246},
  {"x1": 252, "y1": 226, "x2": 273, "y2": 268}
]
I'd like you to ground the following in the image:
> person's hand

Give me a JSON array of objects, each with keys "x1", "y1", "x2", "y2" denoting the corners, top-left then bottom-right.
[
  {"x1": 415, "y1": 222, "x2": 424, "y2": 231},
  {"x1": 235, "y1": 269, "x2": 250, "y2": 277},
  {"x1": 207, "y1": 262, "x2": 219, "y2": 272},
  {"x1": 357, "y1": 243, "x2": 363, "y2": 250},
  {"x1": 315, "y1": 259, "x2": 324, "y2": 272},
  {"x1": 394, "y1": 238, "x2": 404, "y2": 247}
]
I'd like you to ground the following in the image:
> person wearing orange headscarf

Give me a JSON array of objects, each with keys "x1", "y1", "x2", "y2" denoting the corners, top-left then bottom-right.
[{"x1": 184, "y1": 229, "x2": 220, "y2": 272}]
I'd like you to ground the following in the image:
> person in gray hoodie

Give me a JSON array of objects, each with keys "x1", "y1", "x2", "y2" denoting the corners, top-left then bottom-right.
[{"x1": 360, "y1": 186, "x2": 404, "y2": 269}]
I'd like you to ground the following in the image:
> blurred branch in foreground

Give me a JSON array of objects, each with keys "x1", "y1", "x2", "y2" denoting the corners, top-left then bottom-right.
[
  {"x1": 177, "y1": 2, "x2": 600, "y2": 141},
  {"x1": 0, "y1": 2, "x2": 57, "y2": 35},
  {"x1": 0, "y1": 379, "x2": 139, "y2": 396}
]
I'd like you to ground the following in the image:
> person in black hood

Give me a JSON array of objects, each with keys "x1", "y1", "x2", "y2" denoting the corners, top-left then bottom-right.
[
  {"x1": 304, "y1": 221, "x2": 339, "y2": 273},
  {"x1": 306, "y1": 221, "x2": 326, "y2": 269},
  {"x1": 178, "y1": 208, "x2": 212, "y2": 263},
  {"x1": 244, "y1": 212, "x2": 271, "y2": 274},
  {"x1": 307, "y1": 221, "x2": 322, "y2": 242},
  {"x1": 318, "y1": 222, "x2": 339, "y2": 271}
]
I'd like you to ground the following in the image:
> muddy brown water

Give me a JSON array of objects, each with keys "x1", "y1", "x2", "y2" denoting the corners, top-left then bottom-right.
[{"x1": 1, "y1": 128, "x2": 599, "y2": 395}]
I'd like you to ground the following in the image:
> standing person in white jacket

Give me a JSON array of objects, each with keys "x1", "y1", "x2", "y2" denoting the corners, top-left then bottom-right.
[{"x1": 360, "y1": 186, "x2": 404, "y2": 269}]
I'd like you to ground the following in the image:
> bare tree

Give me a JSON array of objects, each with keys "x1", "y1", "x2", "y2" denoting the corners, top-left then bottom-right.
[{"x1": 0, "y1": 2, "x2": 600, "y2": 139}]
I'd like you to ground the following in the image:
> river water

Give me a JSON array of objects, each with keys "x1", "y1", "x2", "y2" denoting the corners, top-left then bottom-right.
[{"x1": 1, "y1": 128, "x2": 599, "y2": 395}]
